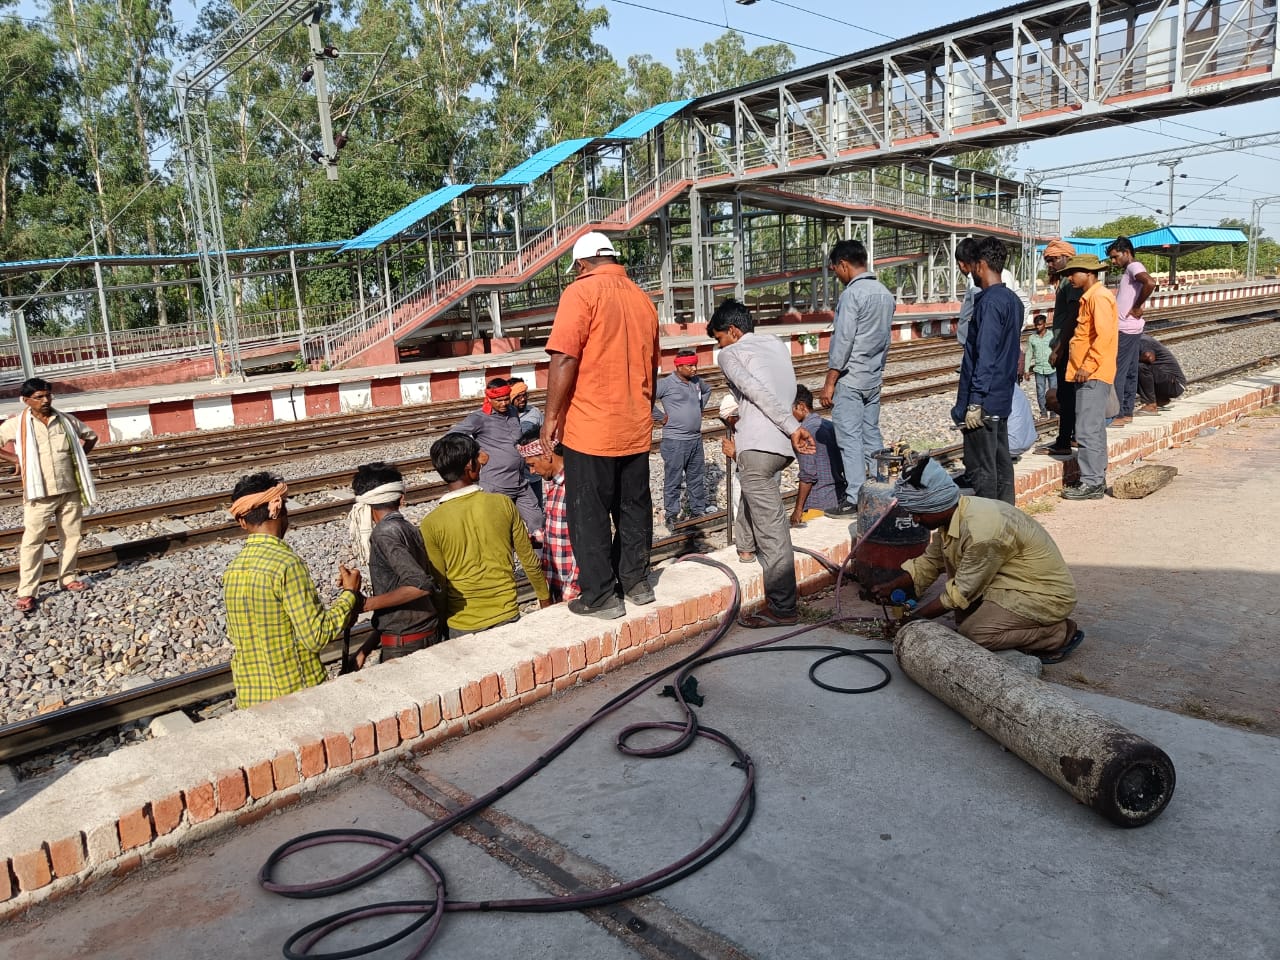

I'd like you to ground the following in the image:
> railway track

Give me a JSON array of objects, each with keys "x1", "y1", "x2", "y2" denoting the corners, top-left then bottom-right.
[{"x1": 6, "y1": 341, "x2": 1277, "y2": 765}]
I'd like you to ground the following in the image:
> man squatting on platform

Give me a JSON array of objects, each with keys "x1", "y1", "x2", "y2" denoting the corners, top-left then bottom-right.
[
  {"x1": 873, "y1": 457, "x2": 1084, "y2": 665},
  {"x1": 654, "y1": 348, "x2": 713, "y2": 531},
  {"x1": 1, "y1": 377, "x2": 98, "y2": 614},
  {"x1": 454, "y1": 377, "x2": 545, "y2": 540},
  {"x1": 420, "y1": 433, "x2": 550, "y2": 638},
  {"x1": 710, "y1": 298, "x2": 816, "y2": 629},
  {"x1": 348, "y1": 462, "x2": 440, "y2": 667},
  {"x1": 222, "y1": 473, "x2": 362, "y2": 708}
]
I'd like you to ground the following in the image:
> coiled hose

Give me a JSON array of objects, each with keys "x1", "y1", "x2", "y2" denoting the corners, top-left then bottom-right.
[{"x1": 259, "y1": 550, "x2": 896, "y2": 960}]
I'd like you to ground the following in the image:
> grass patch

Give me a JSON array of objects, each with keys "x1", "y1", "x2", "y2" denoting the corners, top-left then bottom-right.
[
  {"x1": 1178, "y1": 698, "x2": 1261, "y2": 729},
  {"x1": 1020, "y1": 496, "x2": 1057, "y2": 516},
  {"x1": 1066, "y1": 671, "x2": 1101, "y2": 687},
  {"x1": 1245, "y1": 402, "x2": 1280, "y2": 418}
]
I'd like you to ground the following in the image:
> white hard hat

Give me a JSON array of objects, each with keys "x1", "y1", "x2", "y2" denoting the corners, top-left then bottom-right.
[{"x1": 571, "y1": 231, "x2": 618, "y2": 261}]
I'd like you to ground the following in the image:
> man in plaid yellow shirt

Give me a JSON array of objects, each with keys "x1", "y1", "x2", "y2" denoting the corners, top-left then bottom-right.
[{"x1": 222, "y1": 472, "x2": 362, "y2": 708}]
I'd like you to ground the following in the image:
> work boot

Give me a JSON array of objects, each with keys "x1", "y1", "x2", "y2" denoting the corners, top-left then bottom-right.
[
  {"x1": 1061, "y1": 483, "x2": 1105, "y2": 500},
  {"x1": 568, "y1": 596, "x2": 626, "y2": 620}
]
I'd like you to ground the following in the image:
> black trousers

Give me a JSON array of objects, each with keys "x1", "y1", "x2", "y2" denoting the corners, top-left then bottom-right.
[
  {"x1": 1052, "y1": 356, "x2": 1077, "y2": 448},
  {"x1": 962, "y1": 416, "x2": 1014, "y2": 504},
  {"x1": 562, "y1": 446, "x2": 652, "y2": 608},
  {"x1": 1138, "y1": 366, "x2": 1186, "y2": 406}
]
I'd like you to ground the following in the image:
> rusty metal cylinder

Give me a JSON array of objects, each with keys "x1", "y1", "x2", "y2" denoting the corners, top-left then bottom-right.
[
  {"x1": 894, "y1": 620, "x2": 1176, "y2": 827},
  {"x1": 853, "y1": 449, "x2": 929, "y2": 594}
]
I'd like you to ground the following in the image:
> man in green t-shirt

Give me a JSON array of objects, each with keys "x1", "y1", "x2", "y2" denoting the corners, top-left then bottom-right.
[{"x1": 421, "y1": 433, "x2": 550, "y2": 637}]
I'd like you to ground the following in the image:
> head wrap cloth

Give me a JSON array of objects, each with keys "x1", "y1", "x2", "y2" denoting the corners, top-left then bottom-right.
[
  {"x1": 1043, "y1": 239, "x2": 1077, "y2": 258},
  {"x1": 508, "y1": 381, "x2": 528, "y2": 398},
  {"x1": 516, "y1": 438, "x2": 547, "y2": 458},
  {"x1": 229, "y1": 482, "x2": 288, "y2": 521},
  {"x1": 673, "y1": 354, "x2": 698, "y2": 367},
  {"x1": 348, "y1": 481, "x2": 406, "y2": 564},
  {"x1": 482, "y1": 383, "x2": 512, "y2": 414},
  {"x1": 893, "y1": 458, "x2": 960, "y2": 514}
]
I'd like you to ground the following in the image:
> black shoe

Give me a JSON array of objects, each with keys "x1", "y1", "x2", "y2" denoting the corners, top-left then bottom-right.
[
  {"x1": 1060, "y1": 483, "x2": 1105, "y2": 501},
  {"x1": 568, "y1": 596, "x2": 626, "y2": 620},
  {"x1": 1039, "y1": 629, "x2": 1085, "y2": 664},
  {"x1": 824, "y1": 501, "x2": 857, "y2": 519},
  {"x1": 625, "y1": 582, "x2": 656, "y2": 605}
]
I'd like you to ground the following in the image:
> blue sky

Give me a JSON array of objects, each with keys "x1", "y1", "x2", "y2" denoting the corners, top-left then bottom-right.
[{"x1": 14, "y1": 0, "x2": 1280, "y2": 237}]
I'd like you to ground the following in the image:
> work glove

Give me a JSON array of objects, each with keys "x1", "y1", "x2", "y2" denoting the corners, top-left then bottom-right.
[{"x1": 964, "y1": 404, "x2": 985, "y2": 430}]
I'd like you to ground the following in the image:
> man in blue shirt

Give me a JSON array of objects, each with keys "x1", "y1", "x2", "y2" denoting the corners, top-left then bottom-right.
[
  {"x1": 653, "y1": 349, "x2": 712, "y2": 530},
  {"x1": 952, "y1": 237, "x2": 1022, "y2": 504},
  {"x1": 819, "y1": 239, "x2": 895, "y2": 518}
]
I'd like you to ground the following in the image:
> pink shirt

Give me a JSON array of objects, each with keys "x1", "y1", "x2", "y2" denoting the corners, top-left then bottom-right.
[{"x1": 1116, "y1": 261, "x2": 1149, "y2": 335}]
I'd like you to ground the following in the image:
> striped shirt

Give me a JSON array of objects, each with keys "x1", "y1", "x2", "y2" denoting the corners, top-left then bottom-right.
[{"x1": 222, "y1": 534, "x2": 357, "y2": 708}]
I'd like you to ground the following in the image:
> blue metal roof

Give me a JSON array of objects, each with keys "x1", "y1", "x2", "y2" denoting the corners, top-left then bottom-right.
[
  {"x1": 1034, "y1": 237, "x2": 1113, "y2": 259},
  {"x1": 341, "y1": 184, "x2": 473, "y2": 252},
  {"x1": 492, "y1": 139, "x2": 596, "y2": 186},
  {"x1": 604, "y1": 99, "x2": 693, "y2": 139},
  {"x1": 1130, "y1": 226, "x2": 1247, "y2": 248}
]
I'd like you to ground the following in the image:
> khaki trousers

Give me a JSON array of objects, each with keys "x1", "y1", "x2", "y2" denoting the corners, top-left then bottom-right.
[
  {"x1": 954, "y1": 598, "x2": 1075, "y2": 655},
  {"x1": 20, "y1": 493, "x2": 83, "y2": 597}
]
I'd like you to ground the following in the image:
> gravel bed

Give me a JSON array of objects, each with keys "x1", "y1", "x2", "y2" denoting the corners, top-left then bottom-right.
[{"x1": 4, "y1": 324, "x2": 1275, "y2": 736}]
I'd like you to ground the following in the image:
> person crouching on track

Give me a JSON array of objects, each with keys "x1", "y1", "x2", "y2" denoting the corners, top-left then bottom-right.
[
  {"x1": 872, "y1": 457, "x2": 1084, "y2": 664},
  {"x1": 419, "y1": 433, "x2": 551, "y2": 638},
  {"x1": 222, "y1": 472, "x2": 362, "y2": 708},
  {"x1": 517, "y1": 428, "x2": 580, "y2": 604},
  {"x1": 348, "y1": 462, "x2": 440, "y2": 667}
]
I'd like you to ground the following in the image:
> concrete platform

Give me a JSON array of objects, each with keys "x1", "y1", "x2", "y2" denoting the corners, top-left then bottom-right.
[{"x1": 0, "y1": 367, "x2": 1277, "y2": 934}]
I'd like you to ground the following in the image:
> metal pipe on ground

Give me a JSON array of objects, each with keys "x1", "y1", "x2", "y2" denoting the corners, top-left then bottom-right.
[{"x1": 894, "y1": 619, "x2": 1176, "y2": 827}]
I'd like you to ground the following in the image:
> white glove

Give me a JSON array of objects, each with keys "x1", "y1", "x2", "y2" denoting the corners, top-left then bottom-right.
[{"x1": 964, "y1": 405, "x2": 985, "y2": 430}]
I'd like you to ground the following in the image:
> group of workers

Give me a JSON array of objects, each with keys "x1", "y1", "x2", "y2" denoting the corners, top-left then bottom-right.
[{"x1": 9, "y1": 226, "x2": 1200, "y2": 700}]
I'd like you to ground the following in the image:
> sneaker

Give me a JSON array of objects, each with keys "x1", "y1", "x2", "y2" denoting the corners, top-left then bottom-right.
[
  {"x1": 700, "y1": 506, "x2": 719, "y2": 516},
  {"x1": 625, "y1": 581, "x2": 656, "y2": 605},
  {"x1": 1060, "y1": 483, "x2": 1105, "y2": 500},
  {"x1": 567, "y1": 596, "x2": 626, "y2": 620},
  {"x1": 824, "y1": 501, "x2": 857, "y2": 519}
]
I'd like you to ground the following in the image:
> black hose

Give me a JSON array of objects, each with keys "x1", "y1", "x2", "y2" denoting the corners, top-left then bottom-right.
[{"x1": 259, "y1": 553, "x2": 896, "y2": 959}]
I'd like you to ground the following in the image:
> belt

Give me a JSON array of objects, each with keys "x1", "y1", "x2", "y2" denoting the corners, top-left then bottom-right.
[{"x1": 380, "y1": 631, "x2": 435, "y2": 648}]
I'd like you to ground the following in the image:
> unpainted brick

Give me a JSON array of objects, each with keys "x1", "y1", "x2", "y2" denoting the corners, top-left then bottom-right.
[
  {"x1": 0, "y1": 860, "x2": 12, "y2": 902},
  {"x1": 641, "y1": 611, "x2": 661, "y2": 640},
  {"x1": 521, "y1": 686, "x2": 552, "y2": 707},
  {"x1": 515, "y1": 660, "x2": 535, "y2": 694},
  {"x1": 351, "y1": 722, "x2": 377, "y2": 760},
  {"x1": 375, "y1": 715, "x2": 400, "y2": 752},
  {"x1": 470, "y1": 699, "x2": 520, "y2": 729},
  {"x1": 533, "y1": 653, "x2": 554, "y2": 684},
  {"x1": 553, "y1": 675, "x2": 577, "y2": 692},
  {"x1": 615, "y1": 623, "x2": 633, "y2": 651},
  {"x1": 185, "y1": 782, "x2": 217, "y2": 824},
  {"x1": 272, "y1": 750, "x2": 301, "y2": 788},
  {"x1": 440, "y1": 687, "x2": 464, "y2": 720},
  {"x1": 420, "y1": 696, "x2": 442, "y2": 731},
  {"x1": 298, "y1": 739, "x2": 327, "y2": 778},
  {"x1": 550, "y1": 647, "x2": 570, "y2": 679},
  {"x1": 584, "y1": 635, "x2": 602, "y2": 665},
  {"x1": 579, "y1": 663, "x2": 604, "y2": 683},
  {"x1": 323, "y1": 732, "x2": 353, "y2": 770},
  {"x1": 111, "y1": 854, "x2": 142, "y2": 879},
  {"x1": 498, "y1": 668, "x2": 518, "y2": 698},
  {"x1": 46, "y1": 835, "x2": 86, "y2": 878},
  {"x1": 152, "y1": 792, "x2": 185, "y2": 836},
  {"x1": 479, "y1": 673, "x2": 500, "y2": 707},
  {"x1": 117, "y1": 806, "x2": 155, "y2": 851},
  {"x1": 460, "y1": 681, "x2": 483, "y2": 714},
  {"x1": 601, "y1": 629, "x2": 619, "y2": 659},
  {"x1": 216, "y1": 769, "x2": 249, "y2": 813},
  {"x1": 11, "y1": 849, "x2": 52, "y2": 892},
  {"x1": 621, "y1": 645, "x2": 645, "y2": 664},
  {"x1": 658, "y1": 604, "x2": 674, "y2": 633},
  {"x1": 567, "y1": 643, "x2": 586, "y2": 672},
  {"x1": 245, "y1": 760, "x2": 276, "y2": 799},
  {"x1": 398, "y1": 706, "x2": 421, "y2": 740}
]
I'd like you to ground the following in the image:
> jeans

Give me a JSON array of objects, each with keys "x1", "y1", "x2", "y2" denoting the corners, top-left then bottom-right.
[
  {"x1": 1116, "y1": 332, "x2": 1142, "y2": 416},
  {"x1": 1033, "y1": 371, "x2": 1057, "y2": 416},
  {"x1": 734, "y1": 449, "x2": 797, "y2": 615},
  {"x1": 831, "y1": 377, "x2": 883, "y2": 505},
  {"x1": 1074, "y1": 379, "x2": 1110, "y2": 486},
  {"x1": 660, "y1": 436, "x2": 707, "y2": 520},
  {"x1": 562, "y1": 447, "x2": 652, "y2": 608},
  {"x1": 961, "y1": 416, "x2": 1014, "y2": 504},
  {"x1": 1051, "y1": 357, "x2": 1076, "y2": 448}
]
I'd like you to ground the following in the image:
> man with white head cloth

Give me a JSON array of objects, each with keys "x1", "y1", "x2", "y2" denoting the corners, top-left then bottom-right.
[
  {"x1": 349, "y1": 462, "x2": 439, "y2": 665},
  {"x1": 872, "y1": 456, "x2": 1084, "y2": 664}
]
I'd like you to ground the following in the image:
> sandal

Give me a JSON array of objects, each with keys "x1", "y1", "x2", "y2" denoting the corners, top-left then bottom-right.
[
  {"x1": 738, "y1": 608, "x2": 799, "y2": 629},
  {"x1": 62, "y1": 580, "x2": 89, "y2": 592},
  {"x1": 14, "y1": 596, "x2": 35, "y2": 614},
  {"x1": 736, "y1": 551, "x2": 757, "y2": 563},
  {"x1": 1039, "y1": 629, "x2": 1085, "y2": 665}
]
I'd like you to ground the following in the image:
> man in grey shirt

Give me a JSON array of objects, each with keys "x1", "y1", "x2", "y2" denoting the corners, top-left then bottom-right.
[
  {"x1": 454, "y1": 377, "x2": 544, "y2": 538},
  {"x1": 819, "y1": 238, "x2": 895, "y2": 517},
  {"x1": 709, "y1": 299, "x2": 815, "y2": 628},
  {"x1": 653, "y1": 348, "x2": 713, "y2": 528},
  {"x1": 349, "y1": 462, "x2": 439, "y2": 664}
]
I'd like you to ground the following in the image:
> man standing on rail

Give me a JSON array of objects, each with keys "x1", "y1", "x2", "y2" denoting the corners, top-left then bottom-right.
[
  {"x1": 872, "y1": 456, "x2": 1083, "y2": 664},
  {"x1": 952, "y1": 237, "x2": 1023, "y2": 504},
  {"x1": 654, "y1": 348, "x2": 713, "y2": 532},
  {"x1": 1107, "y1": 236, "x2": 1157, "y2": 426},
  {"x1": 347, "y1": 462, "x2": 439, "y2": 666},
  {"x1": 819, "y1": 238, "x2": 894, "y2": 518},
  {"x1": 1041, "y1": 239, "x2": 1084, "y2": 455},
  {"x1": 542, "y1": 231, "x2": 660, "y2": 620},
  {"x1": 454, "y1": 377, "x2": 544, "y2": 541},
  {"x1": 222, "y1": 472, "x2": 362, "y2": 708},
  {"x1": 710, "y1": 299, "x2": 816, "y2": 629},
  {"x1": 420, "y1": 433, "x2": 550, "y2": 636},
  {"x1": 1059, "y1": 253, "x2": 1119, "y2": 500},
  {"x1": 0, "y1": 377, "x2": 98, "y2": 614}
]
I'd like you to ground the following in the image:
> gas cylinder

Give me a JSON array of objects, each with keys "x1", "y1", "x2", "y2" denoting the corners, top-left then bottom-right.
[{"x1": 852, "y1": 446, "x2": 931, "y2": 598}]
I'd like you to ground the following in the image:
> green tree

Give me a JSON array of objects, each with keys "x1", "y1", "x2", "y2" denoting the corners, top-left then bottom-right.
[
  {"x1": 1069, "y1": 214, "x2": 1158, "y2": 238},
  {"x1": 672, "y1": 30, "x2": 794, "y2": 98}
]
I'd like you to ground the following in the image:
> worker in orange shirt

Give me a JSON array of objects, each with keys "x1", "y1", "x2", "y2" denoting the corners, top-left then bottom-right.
[{"x1": 1059, "y1": 254, "x2": 1118, "y2": 500}]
